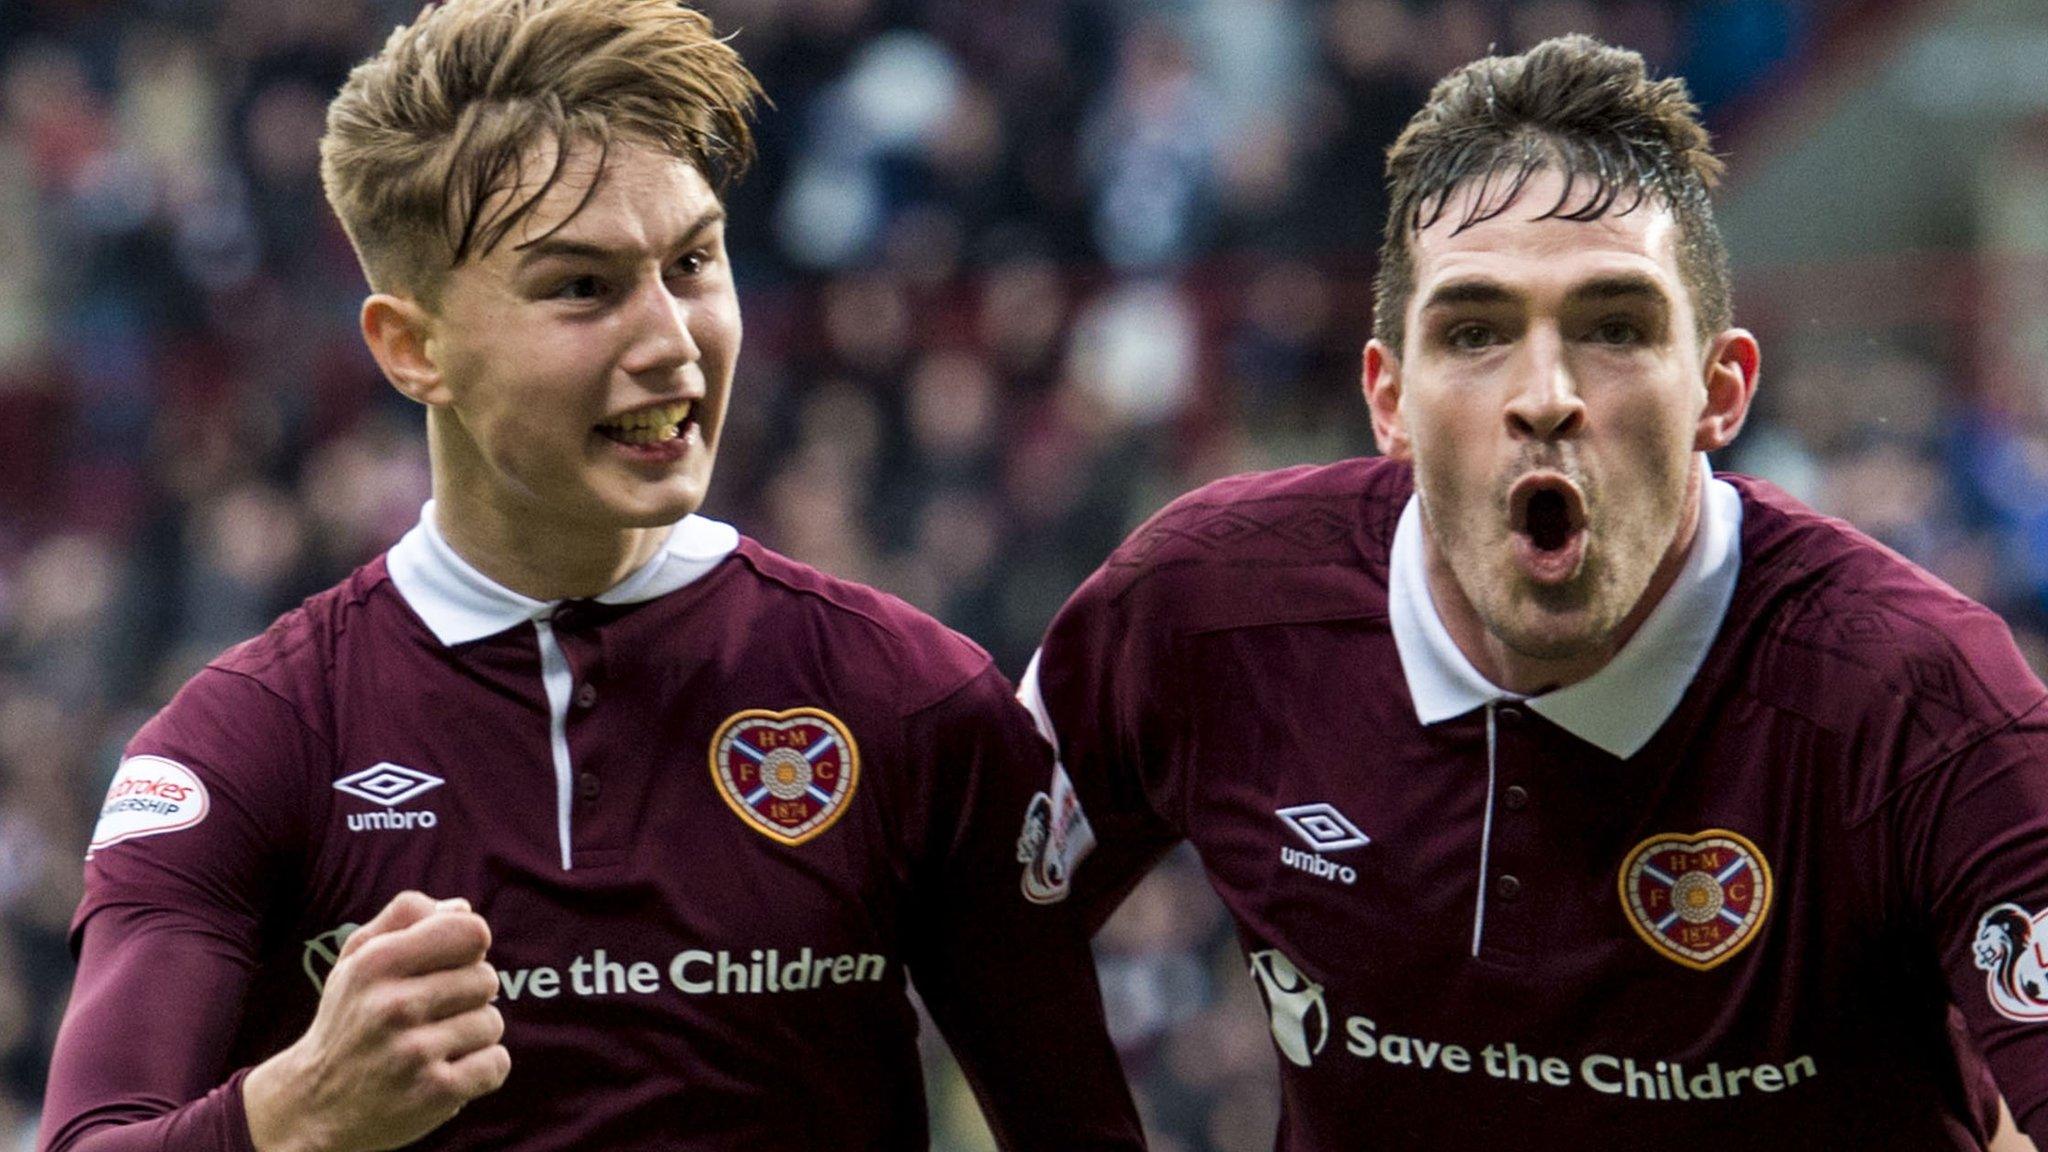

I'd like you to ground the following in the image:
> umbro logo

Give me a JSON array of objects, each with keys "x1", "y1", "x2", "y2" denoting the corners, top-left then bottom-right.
[
  {"x1": 1277, "y1": 803, "x2": 1370, "y2": 851},
  {"x1": 336, "y1": 763, "x2": 443, "y2": 806},
  {"x1": 1276, "y1": 803, "x2": 1368, "y2": 886},
  {"x1": 335, "y1": 763, "x2": 444, "y2": 832}
]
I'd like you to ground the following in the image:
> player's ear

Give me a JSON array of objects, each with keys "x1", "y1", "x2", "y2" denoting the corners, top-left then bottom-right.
[
  {"x1": 1696, "y1": 328, "x2": 1760, "y2": 453},
  {"x1": 1364, "y1": 340, "x2": 1413, "y2": 460},
  {"x1": 362, "y1": 293, "x2": 453, "y2": 408}
]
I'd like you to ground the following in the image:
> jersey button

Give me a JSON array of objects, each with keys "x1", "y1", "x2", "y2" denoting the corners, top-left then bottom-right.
[
  {"x1": 1495, "y1": 874, "x2": 1522, "y2": 901},
  {"x1": 1504, "y1": 785, "x2": 1529, "y2": 811},
  {"x1": 575, "y1": 683, "x2": 598, "y2": 708},
  {"x1": 578, "y1": 772, "x2": 601, "y2": 802},
  {"x1": 1496, "y1": 705, "x2": 1524, "y2": 725}
]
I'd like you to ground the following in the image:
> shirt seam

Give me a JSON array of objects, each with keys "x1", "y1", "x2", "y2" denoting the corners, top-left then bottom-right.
[
  {"x1": 1170, "y1": 629, "x2": 1199, "y2": 843},
  {"x1": 735, "y1": 546, "x2": 989, "y2": 716},
  {"x1": 1854, "y1": 688, "x2": 2048, "y2": 892},
  {"x1": 199, "y1": 665, "x2": 329, "y2": 749},
  {"x1": 1738, "y1": 672, "x2": 2048, "y2": 834},
  {"x1": 898, "y1": 656, "x2": 1001, "y2": 723}
]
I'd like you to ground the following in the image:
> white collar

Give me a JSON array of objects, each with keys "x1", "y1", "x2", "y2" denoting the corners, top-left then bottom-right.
[
  {"x1": 1387, "y1": 460, "x2": 1743, "y2": 759},
  {"x1": 387, "y1": 501, "x2": 741, "y2": 646}
]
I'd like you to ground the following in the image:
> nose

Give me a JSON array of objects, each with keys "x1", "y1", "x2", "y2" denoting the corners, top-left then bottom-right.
[
  {"x1": 618, "y1": 278, "x2": 700, "y2": 381},
  {"x1": 1502, "y1": 330, "x2": 1585, "y2": 443}
]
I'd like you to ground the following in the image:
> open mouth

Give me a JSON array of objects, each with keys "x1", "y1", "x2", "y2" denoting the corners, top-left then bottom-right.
[
  {"x1": 1507, "y1": 473, "x2": 1588, "y2": 582},
  {"x1": 596, "y1": 399, "x2": 697, "y2": 448}
]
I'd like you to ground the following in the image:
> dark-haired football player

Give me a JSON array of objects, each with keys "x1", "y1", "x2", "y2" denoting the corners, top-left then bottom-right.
[{"x1": 1026, "y1": 34, "x2": 2048, "y2": 1150}]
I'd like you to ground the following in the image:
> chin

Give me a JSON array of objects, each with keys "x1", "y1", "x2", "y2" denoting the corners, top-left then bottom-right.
[
  {"x1": 1489, "y1": 599, "x2": 1621, "y2": 664},
  {"x1": 588, "y1": 483, "x2": 709, "y2": 528},
  {"x1": 1496, "y1": 625, "x2": 1608, "y2": 664}
]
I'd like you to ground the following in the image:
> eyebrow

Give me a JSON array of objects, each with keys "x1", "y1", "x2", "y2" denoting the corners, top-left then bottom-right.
[
  {"x1": 1418, "y1": 273, "x2": 1672, "y2": 314},
  {"x1": 1420, "y1": 280, "x2": 1514, "y2": 309},
  {"x1": 515, "y1": 205, "x2": 728, "y2": 269},
  {"x1": 1569, "y1": 274, "x2": 1669, "y2": 307}
]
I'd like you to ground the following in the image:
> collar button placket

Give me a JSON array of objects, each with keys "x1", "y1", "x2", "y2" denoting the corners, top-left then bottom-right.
[
  {"x1": 533, "y1": 616, "x2": 579, "y2": 871},
  {"x1": 1481, "y1": 709, "x2": 1543, "y2": 961}
]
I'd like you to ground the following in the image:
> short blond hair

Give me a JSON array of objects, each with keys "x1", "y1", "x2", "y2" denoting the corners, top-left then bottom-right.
[{"x1": 321, "y1": 0, "x2": 761, "y2": 302}]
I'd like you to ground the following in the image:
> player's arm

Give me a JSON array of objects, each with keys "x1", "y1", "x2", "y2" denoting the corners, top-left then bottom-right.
[
  {"x1": 1904, "y1": 695, "x2": 2048, "y2": 1146},
  {"x1": 40, "y1": 898, "x2": 273, "y2": 1152},
  {"x1": 39, "y1": 668, "x2": 309, "y2": 1152},
  {"x1": 46, "y1": 892, "x2": 505, "y2": 1152},
  {"x1": 1017, "y1": 556, "x2": 1190, "y2": 931},
  {"x1": 38, "y1": 670, "x2": 507, "y2": 1152},
  {"x1": 900, "y1": 665, "x2": 1146, "y2": 1152}
]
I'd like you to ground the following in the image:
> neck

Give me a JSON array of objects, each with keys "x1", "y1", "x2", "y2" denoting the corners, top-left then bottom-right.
[
  {"x1": 427, "y1": 421, "x2": 673, "y2": 602},
  {"x1": 1429, "y1": 462, "x2": 1704, "y2": 696}
]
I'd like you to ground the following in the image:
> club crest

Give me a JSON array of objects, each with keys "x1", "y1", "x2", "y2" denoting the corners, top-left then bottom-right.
[
  {"x1": 1619, "y1": 829, "x2": 1773, "y2": 971},
  {"x1": 1973, "y1": 903, "x2": 2048, "y2": 1022},
  {"x1": 710, "y1": 708, "x2": 860, "y2": 846}
]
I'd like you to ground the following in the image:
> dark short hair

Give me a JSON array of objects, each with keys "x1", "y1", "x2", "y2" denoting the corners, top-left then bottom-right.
[{"x1": 1373, "y1": 35, "x2": 1729, "y2": 354}]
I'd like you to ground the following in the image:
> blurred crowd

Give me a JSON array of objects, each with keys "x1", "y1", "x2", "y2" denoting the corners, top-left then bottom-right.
[{"x1": 2, "y1": 0, "x2": 2035, "y2": 1149}]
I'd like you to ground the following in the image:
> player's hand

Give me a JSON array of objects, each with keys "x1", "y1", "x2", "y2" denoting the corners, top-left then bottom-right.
[{"x1": 242, "y1": 891, "x2": 509, "y2": 1152}]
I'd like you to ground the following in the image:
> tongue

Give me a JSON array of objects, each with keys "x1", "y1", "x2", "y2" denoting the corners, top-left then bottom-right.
[{"x1": 1526, "y1": 490, "x2": 1573, "y2": 552}]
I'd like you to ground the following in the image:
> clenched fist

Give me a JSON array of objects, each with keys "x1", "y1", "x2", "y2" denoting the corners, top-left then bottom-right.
[{"x1": 243, "y1": 892, "x2": 510, "y2": 1152}]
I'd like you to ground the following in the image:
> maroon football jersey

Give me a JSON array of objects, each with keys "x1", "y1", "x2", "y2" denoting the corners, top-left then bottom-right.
[
  {"x1": 1028, "y1": 457, "x2": 2048, "y2": 1149},
  {"x1": 42, "y1": 511, "x2": 1141, "y2": 1152}
]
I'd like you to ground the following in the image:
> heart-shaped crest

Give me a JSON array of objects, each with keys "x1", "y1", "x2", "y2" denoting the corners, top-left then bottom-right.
[
  {"x1": 1619, "y1": 829, "x2": 1773, "y2": 971},
  {"x1": 709, "y1": 708, "x2": 860, "y2": 846}
]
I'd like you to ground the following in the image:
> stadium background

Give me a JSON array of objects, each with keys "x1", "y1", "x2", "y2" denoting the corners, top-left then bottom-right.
[{"x1": 2, "y1": 0, "x2": 2046, "y2": 1146}]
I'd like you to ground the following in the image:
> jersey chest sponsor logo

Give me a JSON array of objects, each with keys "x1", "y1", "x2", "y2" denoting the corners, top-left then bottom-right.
[
  {"x1": 1275, "y1": 802, "x2": 1371, "y2": 886},
  {"x1": 1619, "y1": 829, "x2": 1773, "y2": 970},
  {"x1": 1244, "y1": 943, "x2": 1821, "y2": 1101},
  {"x1": 90, "y1": 756, "x2": 210, "y2": 856},
  {"x1": 709, "y1": 708, "x2": 859, "y2": 846},
  {"x1": 300, "y1": 920, "x2": 888, "y2": 1001},
  {"x1": 333, "y1": 763, "x2": 445, "y2": 832},
  {"x1": 493, "y1": 946, "x2": 886, "y2": 1000},
  {"x1": 1248, "y1": 948, "x2": 1331, "y2": 1066},
  {"x1": 302, "y1": 922, "x2": 361, "y2": 992},
  {"x1": 1974, "y1": 902, "x2": 2048, "y2": 1022}
]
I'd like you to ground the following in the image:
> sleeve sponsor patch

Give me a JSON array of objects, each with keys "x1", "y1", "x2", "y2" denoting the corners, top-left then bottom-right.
[
  {"x1": 1017, "y1": 763, "x2": 1096, "y2": 904},
  {"x1": 1974, "y1": 902, "x2": 2048, "y2": 1022},
  {"x1": 89, "y1": 756, "x2": 210, "y2": 857}
]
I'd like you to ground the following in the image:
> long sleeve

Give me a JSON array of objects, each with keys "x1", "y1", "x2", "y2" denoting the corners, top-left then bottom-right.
[
  {"x1": 899, "y1": 665, "x2": 1145, "y2": 1152},
  {"x1": 1896, "y1": 697, "x2": 2048, "y2": 1146},
  {"x1": 40, "y1": 907, "x2": 264, "y2": 1152},
  {"x1": 40, "y1": 668, "x2": 318, "y2": 1152},
  {"x1": 1018, "y1": 553, "x2": 1189, "y2": 933}
]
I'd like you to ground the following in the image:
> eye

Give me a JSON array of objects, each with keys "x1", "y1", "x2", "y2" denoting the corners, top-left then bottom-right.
[
  {"x1": 552, "y1": 275, "x2": 609, "y2": 302},
  {"x1": 669, "y1": 249, "x2": 712, "y2": 280},
  {"x1": 1590, "y1": 317, "x2": 1644, "y2": 345},
  {"x1": 1446, "y1": 323, "x2": 1501, "y2": 351}
]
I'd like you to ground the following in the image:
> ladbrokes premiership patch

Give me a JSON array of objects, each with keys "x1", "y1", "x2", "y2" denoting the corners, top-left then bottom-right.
[
  {"x1": 710, "y1": 708, "x2": 859, "y2": 846},
  {"x1": 1016, "y1": 764, "x2": 1096, "y2": 904},
  {"x1": 1620, "y1": 829, "x2": 1773, "y2": 971},
  {"x1": 89, "y1": 755, "x2": 210, "y2": 858}
]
